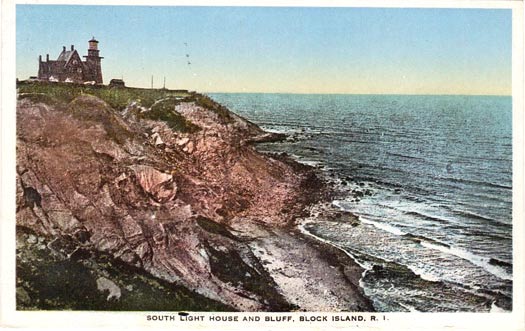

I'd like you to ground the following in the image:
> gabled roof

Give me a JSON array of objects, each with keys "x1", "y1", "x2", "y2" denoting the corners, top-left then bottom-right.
[{"x1": 56, "y1": 50, "x2": 79, "y2": 65}]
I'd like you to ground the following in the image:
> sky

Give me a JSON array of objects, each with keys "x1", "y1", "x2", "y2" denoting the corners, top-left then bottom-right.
[{"x1": 16, "y1": 5, "x2": 512, "y2": 95}]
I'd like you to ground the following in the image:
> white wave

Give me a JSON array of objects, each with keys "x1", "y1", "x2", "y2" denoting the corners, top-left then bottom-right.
[
  {"x1": 405, "y1": 265, "x2": 441, "y2": 283},
  {"x1": 360, "y1": 217, "x2": 406, "y2": 236},
  {"x1": 332, "y1": 199, "x2": 357, "y2": 212},
  {"x1": 284, "y1": 153, "x2": 323, "y2": 167},
  {"x1": 297, "y1": 220, "x2": 378, "y2": 302},
  {"x1": 332, "y1": 201, "x2": 408, "y2": 237},
  {"x1": 335, "y1": 193, "x2": 513, "y2": 281},
  {"x1": 420, "y1": 241, "x2": 512, "y2": 281},
  {"x1": 297, "y1": 220, "x2": 372, "y2": 271},
  {"x1": 298, "y1": 159, "x2": 322, "y2": 167},
  {"x1": 261, "y1": 126, "x2": 291, "y2": 134}
]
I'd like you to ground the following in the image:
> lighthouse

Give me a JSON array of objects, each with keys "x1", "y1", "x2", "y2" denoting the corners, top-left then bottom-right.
[{"x1": 83, "y1": 37, "x2": 104, "y2": 84}]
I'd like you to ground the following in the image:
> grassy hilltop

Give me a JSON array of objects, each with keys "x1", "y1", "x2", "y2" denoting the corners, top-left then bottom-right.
[
  {"x1": 17, "y1": 81, "x2": 233, "y2": 132},
  {"x1": 18, "y1": 81, "x2": 192, "y2": 109}
]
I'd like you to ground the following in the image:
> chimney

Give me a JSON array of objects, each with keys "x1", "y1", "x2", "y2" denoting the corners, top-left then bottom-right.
[
  {"x1": 71, "y1": 45, "x2": 74, "y2": 51},
  {"x1": 39, "y1": 55, "x2": 42, "y2": 62},
  {"x1": 46, "y1": 54, "x2": 49, "y2": 61},
  {"x1": 63, "y1": 46, "x2": 66, "y2": 52}
]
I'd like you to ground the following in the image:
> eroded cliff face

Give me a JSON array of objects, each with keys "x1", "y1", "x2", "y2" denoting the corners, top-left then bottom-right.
[
  {"x1": 16, "y1": 88, "x2": 312, "y2": 311},
  {"x1": 16, "y1": 84, "x2": 373, "y2": 312}
]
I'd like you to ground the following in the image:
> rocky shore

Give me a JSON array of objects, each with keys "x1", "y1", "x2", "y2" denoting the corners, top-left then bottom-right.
[{"x1": 15, "y1": 82, "x2": 373, "y2": 311}]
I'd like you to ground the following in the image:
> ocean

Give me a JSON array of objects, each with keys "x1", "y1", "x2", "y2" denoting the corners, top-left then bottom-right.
[{"x1": 209, "y1": 93, "x2": 513, "y2": 312}]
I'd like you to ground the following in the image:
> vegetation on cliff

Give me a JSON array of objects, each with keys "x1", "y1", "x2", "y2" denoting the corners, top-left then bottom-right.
[
  {"x1": 142, "y1": 98, "x2": 201, "y2": 133},
  {"x1": 15, "y1": 81, "x2": 372, "y2": 312},
  {"x1": 15, "y1": 82, "x2": 302, "y2": 311},
  {"x1": 17, "y1": 81, "x2": 190, "y2": 110}
]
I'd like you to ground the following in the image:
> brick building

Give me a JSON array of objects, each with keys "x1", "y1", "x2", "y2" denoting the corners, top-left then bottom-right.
[{"x1": 38, "y1": 37, "x2": 103, "y2": 84}]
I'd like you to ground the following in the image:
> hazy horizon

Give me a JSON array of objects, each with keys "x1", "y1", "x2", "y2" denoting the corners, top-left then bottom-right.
[
  {"x1": 16, "y1": 6, "x2": 512, "y2": 96},
  {"x1": 206, "y1": 91, "x2": 512, "y2": 96}
]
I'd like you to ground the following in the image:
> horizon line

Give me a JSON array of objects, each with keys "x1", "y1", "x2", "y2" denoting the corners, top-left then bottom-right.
[
  {"x1": 15, "y1": 78, "x2": 512, "y2": 97},
  {"x1": 201, "y1": 91, "x2": 512, "y2": 97}
]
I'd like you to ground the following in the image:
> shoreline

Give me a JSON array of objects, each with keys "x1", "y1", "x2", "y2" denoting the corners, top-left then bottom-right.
[
  {"x1": 247, "y1": 147, "x2": 375, "y2": 311},
  {"x1": 227, "y1": 215, "x2": 375, "y2": 312}
]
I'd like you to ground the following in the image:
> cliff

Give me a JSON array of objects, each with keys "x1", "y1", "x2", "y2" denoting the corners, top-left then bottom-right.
[{"x1": 15, "y1": 81, "x2": 373, "y2": 311}]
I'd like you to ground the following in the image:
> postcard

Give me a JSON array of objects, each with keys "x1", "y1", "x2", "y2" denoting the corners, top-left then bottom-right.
[{"x1": 1, "y1": 1, "x2": 524, "y2": 330}]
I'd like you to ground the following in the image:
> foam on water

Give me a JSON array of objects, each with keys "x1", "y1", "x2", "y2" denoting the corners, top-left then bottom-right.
[
  {"x1": 297, "y1": 159, "x2": 322, "y2": 167},
  {"x1": 283, "y1": 153, "x2": 322, "y2": 167},
  {"x1": 211, "y1": 93, "x2": 513, "y2": 312},
  {"x1": 405, "y1": 265, "x2": 442, "y2": 283},
  {"x1": 336, "y1": 194, "x2": 513, "y2": 282},
  {"x1": 420, "y1": 241, "x2": 512, "y2": 281},
  {"x1": 298, "y1": 219, "x2": 372, "y2": 271},
  {"x1": 260, "y1": 126, "x2": 290, "y2": 134},
  {"x1": 359, "y1": 217, "x2": 406, "y2": 236}
]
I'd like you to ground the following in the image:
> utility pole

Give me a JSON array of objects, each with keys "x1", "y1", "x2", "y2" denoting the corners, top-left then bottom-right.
[
  {"x1": 151, "y1": 75, "x2": 153, "y2": 89},
  {"x1": 163, "y1": 76, "x2": 166, "y2": 89}
]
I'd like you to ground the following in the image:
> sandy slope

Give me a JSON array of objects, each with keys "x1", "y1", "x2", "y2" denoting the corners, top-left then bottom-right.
[{"x1": 230, "y1": 218, "x2": 373, "y2": 311}]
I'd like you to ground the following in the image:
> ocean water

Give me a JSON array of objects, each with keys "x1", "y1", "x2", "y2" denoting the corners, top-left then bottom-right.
[{"x1": 210, "y1": 93, "x2": 513, "y2": 312}]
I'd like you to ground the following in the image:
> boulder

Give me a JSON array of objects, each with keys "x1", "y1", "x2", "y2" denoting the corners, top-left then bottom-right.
[
  {"x1": 96, "y1": 277, "x2": 122, "y2": 301},
  {"x1": 130, "y1": 165, "x2": 177, "y2": 202}
]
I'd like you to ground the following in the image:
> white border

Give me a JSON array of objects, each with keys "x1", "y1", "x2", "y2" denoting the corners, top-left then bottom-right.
[
  {"x1": 1, "y1": 1, "x2": 524, "y2": 330},
  {"x1": 5, "y1": 0, "x2": 522, "y2": 8}
]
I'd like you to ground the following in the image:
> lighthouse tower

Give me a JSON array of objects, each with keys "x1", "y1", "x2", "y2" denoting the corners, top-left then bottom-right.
[{"x1": 83, "y1": 37, "x2": 103, "y2": 84}]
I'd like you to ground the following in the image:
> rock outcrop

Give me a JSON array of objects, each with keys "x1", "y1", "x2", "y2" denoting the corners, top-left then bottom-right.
[{"x1": 15, "y1": 83, "x2": 372, "y2": 312}]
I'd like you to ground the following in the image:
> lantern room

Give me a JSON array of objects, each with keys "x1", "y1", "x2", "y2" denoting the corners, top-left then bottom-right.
[{"x1": 89, "y1": 37, "x2": 99, "y2": 50}]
